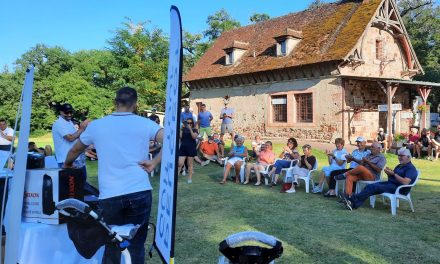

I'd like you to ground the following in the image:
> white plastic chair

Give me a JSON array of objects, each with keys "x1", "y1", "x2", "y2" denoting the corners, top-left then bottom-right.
[
  {"x1": 44, "y1": 155, "x2": 59, "y2": 169},
  {"x1": 223, "y1": 157, "x2": 246, "y2": 183},
  {"x1": 250, "y1": 163, "x2": 273, "y2": 186},
  {"x1": 285, "y1": 161, "x2": 318, "y2": 193},
  {"x1": 355, "y1": 168, "x2": 385, "y2": 195},
  {"x1": 372, "y1": 170, "x2": 420, "y2": 215}
]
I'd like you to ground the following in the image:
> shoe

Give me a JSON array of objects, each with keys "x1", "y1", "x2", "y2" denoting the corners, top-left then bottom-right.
[
  {"x1": 285, "y1": 188, "x2": 296, "y2": 193},
  {"x1": 323, "y1": 192, "x2": 336, "y2": 197},
  {"x1": 293, "y1": 175, "x2": 299, "y2": 186},
  {"x1": 201, "y1": 160, "x2": 210, "y2": 166},
  {"x1": 219, "y1": 180, "x2": 226, "y2": 184},
  {"x1": 342, "y1": 196, "x2": 353, "y2": 211},
  {"x1": 312, "y1": 186, "x2": 322, "y2": 193},
  {"x1": 187, "y1": 179, "x2": 192, "y2": 184},
  {"x1": 182, "y1": 170, "x2": 187, "y2": 176},
  {"x1": 254, "y1": 182, "x2": 261, "y2": 186},
  {"x1": 242, "y1": 181, "x2": 249, "y2": 185}
]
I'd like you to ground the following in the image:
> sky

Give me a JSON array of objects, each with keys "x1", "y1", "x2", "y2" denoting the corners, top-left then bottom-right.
[{"x1": 0, "y1": 0, "x2": 321, "y2": 70}]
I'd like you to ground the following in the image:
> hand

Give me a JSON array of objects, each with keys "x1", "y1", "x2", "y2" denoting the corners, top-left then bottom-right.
[
  {"x1": 384, "y1": 167, "x2": 394, "y2": 176},
  {"x1": 139, "y1": 160, "x2": 158, "y2": 173}
]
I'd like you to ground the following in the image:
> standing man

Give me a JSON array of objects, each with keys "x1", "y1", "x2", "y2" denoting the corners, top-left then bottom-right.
[
  {"x1": 220, "y1": 99, "x2": 235, "y2": 143},
  {"x1": 52, "y1": 103, "x2": 89, "y2": 178},
  {"x1": 64, "y1": 87, "x2": 163, "y2": 264},
  {"x1": 148, "y1": 107, "x2": 160, "y2": 124},
  {"x1": 0, "y1": 119, "x2": 14, "y2": 151},
  {"x1": 197, "y1": 103, "x2": 213, "y2": 139}
]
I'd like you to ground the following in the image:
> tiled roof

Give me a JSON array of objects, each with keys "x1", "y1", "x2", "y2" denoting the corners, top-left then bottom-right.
[{"x1": 185, "y1": 0, "x2": 383, "y2": 82}]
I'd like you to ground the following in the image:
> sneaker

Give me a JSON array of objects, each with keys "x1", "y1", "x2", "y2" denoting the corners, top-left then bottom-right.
[
  {"x1": 312, "y1": 185, "x2": 322, "y2": 193},
  {"x1": 182, "y1": 170, "x2": 187, "y2": 176},
  {"x1": 285, "y1": 188, "x2": 296, "y2": 193},
  {"x1": 254, "y1": 182, "x2": 261, "y2": 186},
  {"x1": 293, "y1": 175, "x2": 299, "y2": 186},
  {"x1": 342, "y1": 196, "x2": 353, "y2": 211},
  {"x1": 201, "y1": 160, "x2": 210, "y2": 166},
  {"x1": 187, "y1": 179, "x2": 192, "y2": 184}
]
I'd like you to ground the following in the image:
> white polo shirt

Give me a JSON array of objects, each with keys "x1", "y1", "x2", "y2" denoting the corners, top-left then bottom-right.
[
  {"x1": 80, "y1": 112, "x2": 161, "y2": 199},
  {"x1": 0, "y1": 127, "x2": 14, "y2": 145},
  {"x1": 52, "y1": 116, "x2": 77, "y2": 163}
]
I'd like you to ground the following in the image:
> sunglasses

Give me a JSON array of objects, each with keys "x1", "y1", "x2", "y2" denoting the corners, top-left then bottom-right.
[{"x1": 186, "y1": 122, "x2": 193, "y2": 124}]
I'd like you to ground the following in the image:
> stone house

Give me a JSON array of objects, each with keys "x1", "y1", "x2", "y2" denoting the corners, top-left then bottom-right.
[{"x1": 184, "y1": 0, "x2": 440, "y2": 144}]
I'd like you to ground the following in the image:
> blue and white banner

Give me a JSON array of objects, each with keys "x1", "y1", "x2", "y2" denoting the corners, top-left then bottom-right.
[
  {"x1": 4, "y1": 66, "x2": 35, "y2": 264},
  {"x1": 154, "y1": 6, "x2": 182, "y2": 264}
]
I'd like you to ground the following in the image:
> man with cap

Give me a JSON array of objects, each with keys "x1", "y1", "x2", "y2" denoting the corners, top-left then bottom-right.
[
  {"x1": 377, "y1": 128, "x2": 387, "y2": 151},
  {"x1": 198, "y1": 135, "x2": 222, "y2": 165},
  {"x1": 325, "y1": 136, "x2": 371, "y2": 197},
  {"x1": 52, "y1": 103, "x2": 89, "y2": 176},
  {"x1": 342, "y1": 148, "x2": 417, "y2": 210},
  {"x1": 342, "y1": 141, "x2": 386, "y2": 196},
  {"x1": 148, "y1": 107, "x2": 160, "y2": 124}
]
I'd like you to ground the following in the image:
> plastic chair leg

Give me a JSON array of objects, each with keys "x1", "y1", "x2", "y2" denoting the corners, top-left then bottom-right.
[
  {"x1": 370, "y1": 195, "x2": 376, "y2": 208},
  {"x1": 390, "y1": 197, "x2": 397, "y2": 216},
  {"x1": 407, "y1": 195, "x2": 414, "y2": 212}
]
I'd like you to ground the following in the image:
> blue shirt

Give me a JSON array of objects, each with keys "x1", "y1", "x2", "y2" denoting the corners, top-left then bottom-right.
[
  {"x1": 232, "y1": 145, "x2": 246, "y2": 159},
  {"x1": 198, "y1": 111, "x2": 213, "y2": 128},
  {"x1": 220, "y1": 108, "x2": 234, "y2": 124},
  {"x1": 350, "y1": 148, "x2": 371, "y2": 169},
  {"x1": 388, "y1": 162, "x2": 418, "y2": 195},
  {"x1": 181, "y1": 111, "x2": 193, "y2": 123}
]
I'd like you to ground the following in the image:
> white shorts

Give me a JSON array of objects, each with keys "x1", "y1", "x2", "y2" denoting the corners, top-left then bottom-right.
[{"x1": 227, "y1": 157, "x2": 243, "y2": 166}]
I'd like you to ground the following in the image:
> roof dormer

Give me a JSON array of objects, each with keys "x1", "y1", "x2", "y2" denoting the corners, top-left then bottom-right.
[
  {"x1": 274, "y1": 28, "x2": 302, "y2": 57},
  {"x1": 223, "y1": 41, "x2": 249, "y2": 65}
]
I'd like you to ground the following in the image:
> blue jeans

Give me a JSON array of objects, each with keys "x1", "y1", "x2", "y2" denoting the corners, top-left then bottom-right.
[
  {"x1": 99, "y1": 190, "x2": 152, "y2": 264},
  {"x1": 274, "y1": 160, "x2": 292, "y2": 174},
  {"x1": 351, "y1": 182, "x2": 397, "y2": 209}
]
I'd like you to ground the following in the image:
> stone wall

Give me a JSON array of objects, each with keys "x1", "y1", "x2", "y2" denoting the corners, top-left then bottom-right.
[
  {"x1": 190, "y1": 77, "x2": 343, "y2": 142},
  {"x1": 344, "y1": 79, "x2": 413, "y2": 142}
]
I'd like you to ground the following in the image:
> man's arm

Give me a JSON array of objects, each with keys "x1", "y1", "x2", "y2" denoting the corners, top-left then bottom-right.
[
  {"x1": 64, "y1": 140, "x2": 89, "y2": 168},
  {"x1": 63, "y1": 120, "x2": 89, "y2": 142},
  {"x1": 139, "y1": 129, "x2": 164, "y2": 172}
]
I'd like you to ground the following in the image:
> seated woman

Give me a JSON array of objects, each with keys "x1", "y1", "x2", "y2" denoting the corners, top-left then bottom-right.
[
  {"x1": 267, "y1": 138, "x2": 299, "y2": 186},
  {"x1": 312, "y1": 138, "x2": 348, "y2": 193},
  {"x1": 406, "y1": 127, "x2": 419, "y2": 157},
  {"x1": 285, "y1": 144, "x2": 317, "y2": 193},
  {"x1": 220, "y1": 136, "x2": 248, "y2": 184},
  {"x1": 415, "y1": 128, "x2": 430, "y2": 159},
  {"x1": 243, "y1": 141, "x2": 276, "y2": 185}
]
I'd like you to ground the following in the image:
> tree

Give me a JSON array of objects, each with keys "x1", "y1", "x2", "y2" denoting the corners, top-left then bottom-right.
[
  {"x1": 308, "y1": 0, "x2": 326, "y2": 9},
  {"x1": 203, "y1": 9, "x2": 241, "y2": 41},
  {"x1": 249, "y1": 13, "x2": 270, "y2": 23},
  {"x1": 399, "y1": 0, "x2": 440, "y2": 111},
  {"x1": 183, "y1": 31, "x2": 209, "y2": 73}
]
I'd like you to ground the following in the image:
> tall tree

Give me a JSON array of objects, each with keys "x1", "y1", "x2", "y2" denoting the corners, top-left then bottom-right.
[
  {"x1": 203, "y1": 9, "x2": 241, "y2": 41},
  {"x1": 399, "y1": 0, "x2": 440, "y2": 111},
  {"x1": 308, "y1": 0, "x2": 326, "y2": 9},
  {"x1": 250, "y1": 13, "x2": 270, "y2": 23}
]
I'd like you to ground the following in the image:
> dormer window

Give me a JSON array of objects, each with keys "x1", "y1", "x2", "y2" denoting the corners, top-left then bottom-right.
[
  {"x1": 223, "y1": 41, "x2": 249, "y2": 66},
  {"x1": 274, "y1": 28, "x2": 302, "y2": 57}
]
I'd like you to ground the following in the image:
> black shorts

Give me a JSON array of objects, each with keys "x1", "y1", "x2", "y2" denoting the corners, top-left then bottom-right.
[{"x1": 179, "y1": 144, "x2": 197, "y2": 157}]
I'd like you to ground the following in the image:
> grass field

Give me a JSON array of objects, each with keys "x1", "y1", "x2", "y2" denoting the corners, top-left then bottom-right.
[{"x1": 34, "y1": 135, "x2": 440, "y2": 263}]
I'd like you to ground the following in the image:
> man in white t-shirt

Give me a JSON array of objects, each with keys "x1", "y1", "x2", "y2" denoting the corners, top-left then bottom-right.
[
  {"x1": 64, "y1": 87, "x2": 163, "y2": 264},
  {"x1": 51, "y1": 103, "x2": 89, "y2": 179},
  {"x1": 0, "y1": 119, "x2": 14, "y2": 151}
]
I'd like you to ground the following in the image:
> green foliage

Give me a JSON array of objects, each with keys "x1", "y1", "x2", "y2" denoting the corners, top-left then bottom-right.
[
  {"x1": 249, "y1": 13, "x2": 270, "y2": 23},
  {"x1": 203, "y1": 9, "x2": 241, "y2": 41},
  {"x1": 399, "y1": 0, "x2": 440, "y2": 111}
]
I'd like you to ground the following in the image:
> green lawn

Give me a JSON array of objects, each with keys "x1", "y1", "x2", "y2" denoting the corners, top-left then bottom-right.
[{"x1": 34, "y1": 135, "x2": 440, "y2": 263}]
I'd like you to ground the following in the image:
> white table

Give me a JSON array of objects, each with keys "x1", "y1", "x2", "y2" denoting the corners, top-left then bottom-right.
[{"x1": 18, "y1": 222, "x2": 103, "y2": 264}]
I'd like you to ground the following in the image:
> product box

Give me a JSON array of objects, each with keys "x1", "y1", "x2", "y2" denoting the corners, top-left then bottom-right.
[{"x1": 22, "y1": 168, "x2": 84, "y2": 224}]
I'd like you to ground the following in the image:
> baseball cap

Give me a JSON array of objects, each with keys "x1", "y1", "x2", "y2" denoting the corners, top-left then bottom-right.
[
  {"x1": 355, "y1": 136, "x2": 366, "y2": 142},
  {"x1": 208, "y1": 135, "x2": 214, "y2": 140},
  {"x1": 398, "y1": 148, "x2": 412, "y2": 158},
  {"x1": 379, "y1": 128, "x2": 384, "y2": 132},
  {"x1": 60, "y1": 103, "x2": 74, "y2": 113}
]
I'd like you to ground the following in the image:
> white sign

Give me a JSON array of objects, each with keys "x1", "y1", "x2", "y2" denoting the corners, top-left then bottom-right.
[
  {"x1": 378, "y1": 104, "x2": 402, "y2": 112},
  {"x1": 155, "y1": 6, "x2": 182, "y2": 264}
]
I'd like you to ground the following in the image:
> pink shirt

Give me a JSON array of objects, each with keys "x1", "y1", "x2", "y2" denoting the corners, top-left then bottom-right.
[{"x1": 258, "y1": 150, "x2": 275, "y2": 165}]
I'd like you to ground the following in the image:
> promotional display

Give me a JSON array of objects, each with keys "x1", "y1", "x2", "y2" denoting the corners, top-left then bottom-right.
[
  {"x1": 23, "y1": 168, "x2": 84, "y2": 224},
  {"x1": 154, "y1": 6, "x2": 182, "y2": 264}
]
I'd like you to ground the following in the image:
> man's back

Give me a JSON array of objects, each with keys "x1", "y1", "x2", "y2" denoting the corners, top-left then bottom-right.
[{"x1": 80, "y1": 113, "x2": 161, "y2": 199}]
